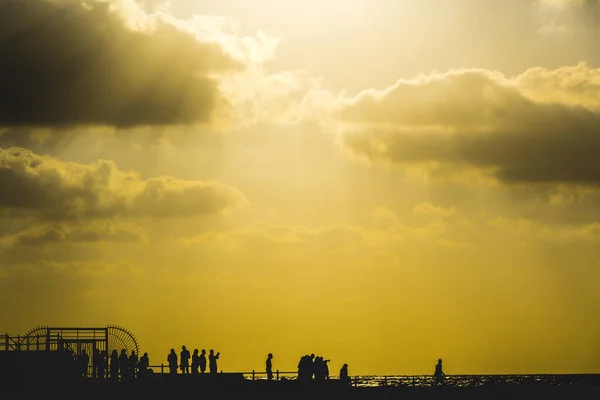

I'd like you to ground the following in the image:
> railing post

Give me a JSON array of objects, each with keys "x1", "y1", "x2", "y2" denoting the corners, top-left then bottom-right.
[
  {"x1": 252, "y1": 370, "x2": 255, "y2": 380},
  {"x1": 384, "y1": 376, "x2": 387, "y2": 386},
  {"x1": 276, "y1": 370, "x2": 279, "y2": 381},
  {"x1": 161, "y1": 363, "x2": 164, "y2": 374},
  {"x1": 4, "y1": 334, "x2": 7, "y2": 351}
]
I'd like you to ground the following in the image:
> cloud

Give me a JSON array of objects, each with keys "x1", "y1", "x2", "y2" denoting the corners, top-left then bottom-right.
[
  {"x1": 0, "y1": 221, "x2": 147, "y2": 248},
  {"x1": 180, "y1": 220, "x2": 454, "y2": 251},
  {"x1": 0, "y1": 147, "x2": 246, "y2": 219},
  {"x1": 488, "y1": 217, "x2": 600, "y2": 244},
  {"x1": 413, "y1": 203, "x2": 457, "y2": 216},
  {"x1": 0, "y1": 0, "x2": 242, "y2": 128},
  {"x1": 537, "y1": 0, "x2": 597, "y2": 7},
  {"x1": 336, "y1": 64, "x2": 600, "y2": 186}
]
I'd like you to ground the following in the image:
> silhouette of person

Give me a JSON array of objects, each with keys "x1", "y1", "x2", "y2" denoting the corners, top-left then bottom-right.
[
  {"x1": 340, "y1": 363, "x2": 350, "y2": 385},
  {"x1": 99, "y1": 350, "x2": 107, "y2": 379},
  {"x1": 191, "y1": 349, "x2": 199, "y2": 375},
  {"x1": 324, "y1": 359, "x2": 330, "y2": 380},
  {"x1": 209, "y1": 349, "x2": 220, "y2": 374},
  {"x1": 92, "y1": 348, "x2": 100, "y2": 379},
  {"x1": 266, "y1": 353, "x2": 273, "y2": 381},
  {"x1": 78, "y1": 349, "x2": 89, "y2": 378},
  {"x1": 297, "y1": 355, "x2": 305, "y2": 381},
  {"x1": 110, "y1": 350, "x2": 119, "y2": 380},
  {"x1": 139, "y1": 352, "x2": 149, "y2": 378},
  {"x1": 168, "y1": 349, "x2": 178, "y2": 375},
  {"x1": 314, "y1": 356, "x2": 326, "y2": 380},
  {"x1": 298, "y1": 354, "x2": 314, "y2": 382},
  {"x1": 433, "y1": 358, "x2": 445, "y2": 386},
  {"x1": 180, "y1": 345, "x2": 191, "y2": 375},
  {"x1": 199, "y1": 349, "x2": 207, "y2": 373},
  {"x1": 119, "y1": 349, "x2": 129, "y2": 381},
  {"x1": 129, "y1": 350, "x2": 139, "y2": 379}
]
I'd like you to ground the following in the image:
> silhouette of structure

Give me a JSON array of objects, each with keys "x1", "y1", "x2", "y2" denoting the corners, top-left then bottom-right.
[
  {"x1": 1, "y1": 325, "x2": 140, "y2": 384},
  {"x1": 17, "y1": 325, "x2": 140, "y2": 356}
]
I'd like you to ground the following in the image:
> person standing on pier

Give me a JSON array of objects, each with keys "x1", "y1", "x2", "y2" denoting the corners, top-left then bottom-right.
[
  {"x1": 199, "y1": 349, "x2": 207, "y2": 373},
  {"x1": 129, "y1": 350, "x2": 139, "y2": 379},
  {"x1": 92, "y1": 349, "x2": 100, "y2": 379},
  {"x1": 266, "y1": 353, "x2": 274, "y2": 381},
  {"x1": 209, "y1": 349, "x2": 220, "y2": 374},
  {"x1": 168, "y1": 349, "x2": 178, "y2": 375},
  {"x1": 139, "y1": 352, "x2": 149, "y2": 377},
  {"x1": 119, "y1": 349, "x2": 129, "y2": 381},
  {"x1": 192, "y1": 349, "x2": 200, "y2": 374},
  {"x1": 340, "y1": 363, "x2": 350, "y2": 385},
  {"x1": 100, "y1": 350, "x2": 108, "y2": 379},
  {"x1": 110, "y1": 350, "x2": 119, "y2": 380},
  {"x1": 180, "y1": 345, "x2": 191, "y2": 374}
]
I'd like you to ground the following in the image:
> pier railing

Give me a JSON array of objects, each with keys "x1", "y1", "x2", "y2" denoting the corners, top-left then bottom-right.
[{"x1": 147, "y1": 365, "x2": 298, "y2": 381}]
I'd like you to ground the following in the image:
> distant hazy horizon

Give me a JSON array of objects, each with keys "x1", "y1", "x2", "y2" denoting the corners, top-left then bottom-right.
[{"x1": 1, "y1": 0, "x2": 599, "y2": 376}]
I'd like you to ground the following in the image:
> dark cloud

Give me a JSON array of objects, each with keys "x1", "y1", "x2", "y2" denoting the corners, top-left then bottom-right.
[
  {"x1": 339, "y1": 67, "x2": 600, "y2": 186},
  {"x1": 0, "y1": 147, "x2": 246, "y2": 219},
  {"x1": 0, "y1": 0, "x2": 239, "y2": 128}
]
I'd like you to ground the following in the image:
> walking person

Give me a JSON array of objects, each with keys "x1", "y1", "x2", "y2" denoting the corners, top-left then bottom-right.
[
  {"x1": 433, "y1": 358, "x2": 446, "y2": 386},
  {"x1": 266, "y1": 353, "x2": 274, "y2": 381}
]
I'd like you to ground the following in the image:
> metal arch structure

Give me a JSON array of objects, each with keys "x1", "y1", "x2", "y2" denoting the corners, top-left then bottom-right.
[
  {"x1": 15, "y1": 325, "x2": 140, "y2": 356},
  {"x1": 107, "y1": 325, "x2": 139, "y2": 356}
]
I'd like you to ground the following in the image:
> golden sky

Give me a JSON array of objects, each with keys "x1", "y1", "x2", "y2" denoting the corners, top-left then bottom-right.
[{"x1": 1, "y1": 0, "x2": 599, "y2": 375}]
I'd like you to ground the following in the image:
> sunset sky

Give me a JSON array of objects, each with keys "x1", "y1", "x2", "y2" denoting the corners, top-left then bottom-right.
[{"x1": 1, "y1": 0, "x2": 600, "y2": 375}]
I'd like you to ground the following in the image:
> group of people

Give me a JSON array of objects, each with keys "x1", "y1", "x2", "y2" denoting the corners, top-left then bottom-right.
[
  {"x1": 72, "y1": 346, "x2": 444, "y2": 386},
  {"x1": 167, "y1": 346, "x2": 220, "y2": 375},
  {"x1": 74, "y1": 348, "x2": 150, "y2": 380},
  {"x1": 297, "y1": 353, "x2": 349, "y2": 384}
]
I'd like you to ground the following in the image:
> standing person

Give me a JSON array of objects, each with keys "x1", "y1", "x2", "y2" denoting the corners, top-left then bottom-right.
[
  {"x1": 180, "y1": 346, "x2": 191, "y2": 375},
  {"x1": 433, "y1": 358, "x2": 446, "y2": 386},
  {"x1": 110, "y1": 350, "x2": 119, "y2": 380},
  {"x1": 199, "y1": 349, "x2": 207, "y2": 373},
  {"x1": 340, "y1": 363, "x2": 350, "y2": 385},
  {"x1": 266, "y1": 353, "x2": 274, "y2": 381},
  {"x1": 119, "y1": 349, "x2": 129, "y2": 381},
  {"x1": 92, "y1": 349, "x2": 100, "y2": 379},
  {"x1": 209, "y1": 349, "x2": 220, "y2": 374},
  {"x1": 129, "y1": 350, "x2": 139, "y2": 379},
  {"x1": 168, "y1": 349, "x2": 178, "y2": 375},
  {"x1": 100, "y1": 350, "x2": 108, "y2": 379},
  {"x1": 191, "y1": 349, "x2": 199, "y2": 375},
  {"x1": 139, "y1": 352, "x2": 149, "y2": 378}
]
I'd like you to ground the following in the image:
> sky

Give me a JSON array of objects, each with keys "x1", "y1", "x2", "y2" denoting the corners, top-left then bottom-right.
[{"x1": 1, "y1": 0, "x2": 600, "y2": 375}]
